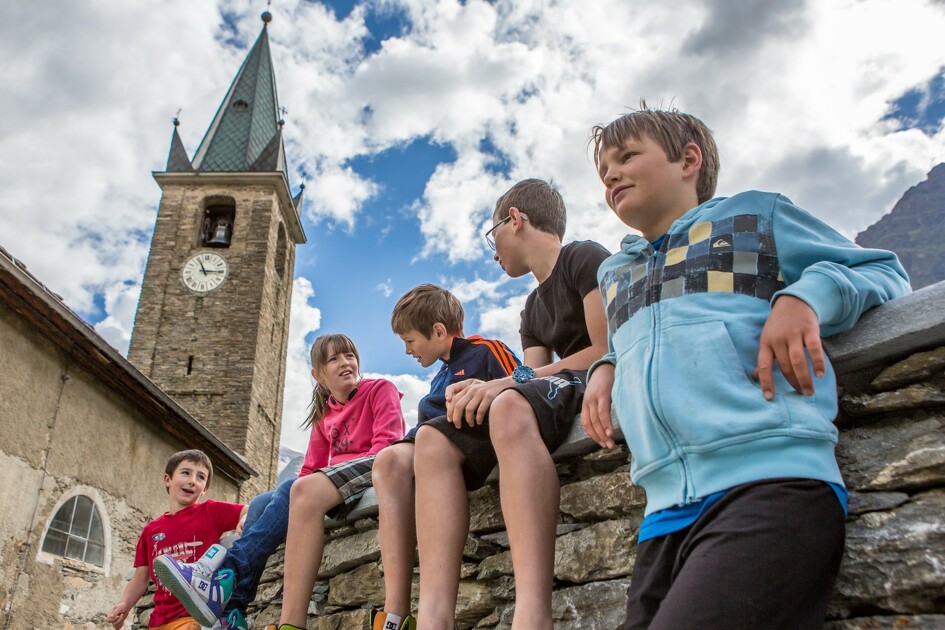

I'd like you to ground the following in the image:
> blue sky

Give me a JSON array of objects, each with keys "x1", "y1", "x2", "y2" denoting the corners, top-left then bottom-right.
[{"x1": 1, "y1": 0, "x2": 944, "y2": 453}]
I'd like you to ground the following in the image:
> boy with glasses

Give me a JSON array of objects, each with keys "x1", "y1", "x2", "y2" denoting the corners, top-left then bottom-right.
[{"x1": 413, "y1": 179, "x2": 610, "y2": 629}]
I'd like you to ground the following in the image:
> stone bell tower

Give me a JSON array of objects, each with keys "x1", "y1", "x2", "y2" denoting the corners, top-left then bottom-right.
[{"x1": 129, "y1": 11, "x2": 306, "y2": 498}]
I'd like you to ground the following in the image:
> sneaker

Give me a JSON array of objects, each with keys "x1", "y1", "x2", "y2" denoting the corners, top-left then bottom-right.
[
  {"x1": 223, "y1": 609, "x2": 249, "y2": 630},
  {"x1": 371, "y1": 610, "x2": 417, "y2": 630},
  {"x1": 199, "y1": 606, "x2": 248, "y2": 629},
  {"x1": 153, "y1": 544, "x2": 234, "y2": 627}
]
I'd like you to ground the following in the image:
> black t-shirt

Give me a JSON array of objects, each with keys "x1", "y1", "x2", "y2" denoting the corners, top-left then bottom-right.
[{"x1": 519, "y1": 240, "x2": 611, "y2": 360}]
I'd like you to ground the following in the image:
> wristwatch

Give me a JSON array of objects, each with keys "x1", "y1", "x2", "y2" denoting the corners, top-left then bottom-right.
[{"x1": 512, "y1": 365, "x2": 536, "y2": 383}]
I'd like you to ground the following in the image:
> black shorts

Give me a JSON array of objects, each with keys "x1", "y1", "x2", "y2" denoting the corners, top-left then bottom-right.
[
  {"x1": 624, "y1": 478, "x2": 846, "y2": 630},
  {"x1": 422, "y1": 369, "x2": 587, "y2": 491}
]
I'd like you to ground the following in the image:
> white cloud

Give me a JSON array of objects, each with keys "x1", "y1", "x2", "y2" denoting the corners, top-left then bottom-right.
[
  {"x1": 475, "y1": 289, "x2": 531, "y2": 359},
  {"x1": 414, "y1": 155, "x2": 511, "y2": 262},
  {"x1": 366, "y1": 371, "x2": 432, "y2": 431},
  {"x1": 4, "y1": 0, "x2": 945, "y2": 457},
  {"x1": 302, "y1": 165, "x2": 381, "y2": 229},
  {"x1": 280, "y1": 277, "x2": 323, "y2": 453},
  {"x1": 93, "y1": 281, "x2": 142, "y2": 356},
  {"x1": 376, "y1": 278, "x2": 394, "y2": 297}
]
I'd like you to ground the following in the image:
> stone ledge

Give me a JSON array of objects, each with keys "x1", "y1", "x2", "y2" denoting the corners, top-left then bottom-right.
[
  {"x1": 825, "y1": 281, "x2": 945, "y2": 374},
  {"x1": 326, "y1": 283, "x2": 945, "y2": 528},
  {"x1": 328, "y1": 419, "x2": 623, "y2": 527}
]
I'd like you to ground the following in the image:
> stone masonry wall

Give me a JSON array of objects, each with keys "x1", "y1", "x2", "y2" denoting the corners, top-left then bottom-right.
[{"x1": 132, "y1": 283, "x2": 945, "y2": 629}]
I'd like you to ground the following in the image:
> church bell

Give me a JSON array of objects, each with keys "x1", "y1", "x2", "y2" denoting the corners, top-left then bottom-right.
[{"x1": 206, "y1": 217, "x2": 232, "y2": 247}]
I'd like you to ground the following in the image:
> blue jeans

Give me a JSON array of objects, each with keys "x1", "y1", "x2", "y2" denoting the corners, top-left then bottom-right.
[{"x1": 223, "y1": 477, "x2": 296, "y2": 612}]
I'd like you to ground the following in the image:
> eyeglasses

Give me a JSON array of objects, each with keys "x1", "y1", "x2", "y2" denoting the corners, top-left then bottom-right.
[{"x1": 484, "y1": 216, "x2": 512, "y2": 251}]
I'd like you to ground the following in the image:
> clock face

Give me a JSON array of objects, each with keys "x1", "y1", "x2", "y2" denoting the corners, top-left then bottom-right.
[{"x1": 181, "y1": 252, "x2": 228, "y2": 293}]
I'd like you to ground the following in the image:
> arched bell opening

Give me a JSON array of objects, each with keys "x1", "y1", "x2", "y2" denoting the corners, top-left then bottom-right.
[{"x1": 199, "y1": 197, "x2": 236, "y2": 248}]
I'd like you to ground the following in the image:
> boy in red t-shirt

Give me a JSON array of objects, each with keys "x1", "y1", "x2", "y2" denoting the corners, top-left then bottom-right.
[{"x1": 106, "y1": 450, "x2": 246, "y2": 630}]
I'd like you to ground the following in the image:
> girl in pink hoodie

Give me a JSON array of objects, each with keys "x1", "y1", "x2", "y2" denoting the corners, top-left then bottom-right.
[{"x1": 277, "y1": 333, "x2": 406, "y2": 629}]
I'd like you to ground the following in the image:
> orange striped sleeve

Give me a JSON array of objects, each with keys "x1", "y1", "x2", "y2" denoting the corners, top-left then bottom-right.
[{"x1": 474, "y1": 337, "x2": 516, "y2": 375}]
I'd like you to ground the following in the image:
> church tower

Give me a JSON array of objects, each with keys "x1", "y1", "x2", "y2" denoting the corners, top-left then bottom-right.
[{"x1": 129, "y1": 11, "x2": 305, "y2": 498}]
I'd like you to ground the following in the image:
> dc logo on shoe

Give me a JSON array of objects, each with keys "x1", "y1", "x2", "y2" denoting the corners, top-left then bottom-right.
[{"x1": 198, "y1": 580, "x2": 209, "y2": 592}]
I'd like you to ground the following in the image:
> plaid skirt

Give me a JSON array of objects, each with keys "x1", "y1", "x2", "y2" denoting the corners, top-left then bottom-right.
[{"x1": 316, "y1": 454, "x2": 376, "y2": 519}]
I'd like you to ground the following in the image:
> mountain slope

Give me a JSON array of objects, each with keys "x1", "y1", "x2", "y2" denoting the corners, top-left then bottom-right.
[{"x1": 856, "y1": 163, "x2": 945, "y2": 290}]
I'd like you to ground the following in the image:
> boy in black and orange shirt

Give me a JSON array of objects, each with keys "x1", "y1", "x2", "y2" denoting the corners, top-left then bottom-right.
[{"x1": 371, "y1": 284, "x2": 519, "y2": 630}]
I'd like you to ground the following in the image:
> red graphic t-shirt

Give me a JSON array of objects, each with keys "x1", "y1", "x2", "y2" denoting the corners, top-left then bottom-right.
[{"x1": 134, "y1": 499, "x2": 243, "y2": 627}]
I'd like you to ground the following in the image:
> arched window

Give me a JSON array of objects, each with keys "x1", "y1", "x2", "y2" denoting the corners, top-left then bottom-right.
[
  {"x1": 41, "y1": 495, "x2": 105, "y2": 567},
  {"x1": 199, "y1": 196, "x2": 236, "y2": 248}
]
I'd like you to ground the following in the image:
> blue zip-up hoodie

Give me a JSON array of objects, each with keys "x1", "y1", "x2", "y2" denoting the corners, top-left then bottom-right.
[{"x1": 592, "y1": 191, "x2": 910, "y2": 516}]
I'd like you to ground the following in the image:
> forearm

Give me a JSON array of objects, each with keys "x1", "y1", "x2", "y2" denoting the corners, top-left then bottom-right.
[
  {"x1": 115, "y1": 567, "x2": 149, "y2": 611},
  {"x1": 772, "y1": 194, "x2": 912, "y2": 335},
  {"x1": 533, "y1": 343, "x2": 608, "y2": 377}
]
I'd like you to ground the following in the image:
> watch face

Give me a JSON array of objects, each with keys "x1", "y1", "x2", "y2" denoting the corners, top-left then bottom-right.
[{"x1": 181, "y1": 252, "x2": 228, "y2": 293}]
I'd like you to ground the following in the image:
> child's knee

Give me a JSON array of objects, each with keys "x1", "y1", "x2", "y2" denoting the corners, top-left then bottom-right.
[
  {"x1": 414, "y1": 426, "x2": 462, "y2": 468},
  {"x1": 489, "y1": 393, "x2": 537, "y2": 444},
  {"x1": 290, "y1": 473, "x2": 335, "y2": 514},
  {"x1": 373, "y1": 444, "x2": 414, "y2": 483}
]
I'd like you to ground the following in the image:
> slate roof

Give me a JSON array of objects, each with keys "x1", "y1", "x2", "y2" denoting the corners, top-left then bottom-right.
[
  {"x1": 188, "y1": 24, "x2": 288, "y2": 179},
  {"x1": 165, "y1": 121, "x2": 194, "y2": 172}
]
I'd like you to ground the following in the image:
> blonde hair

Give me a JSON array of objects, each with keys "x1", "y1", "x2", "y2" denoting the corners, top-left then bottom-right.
[
  {"x1": 303, "y1": 334, "x2": 360, "y2": 429},
  {"x1": 591, "y1": 103, "x2": 720, "y2": 204},
  {"x1": 391, "y1": 284, "x2": 464, "y2": 337}
]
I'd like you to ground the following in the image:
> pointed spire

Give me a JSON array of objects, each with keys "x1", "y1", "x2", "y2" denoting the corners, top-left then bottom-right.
[
  {"x1": 292, "y1": 182, "x2": 305, "y2": 211},
  {"x1": 190, "y1": 13, "x2": 286, "y2": 179},
  {"x1": 166, "y1": 118, "x2": 194, "y2": 172}
]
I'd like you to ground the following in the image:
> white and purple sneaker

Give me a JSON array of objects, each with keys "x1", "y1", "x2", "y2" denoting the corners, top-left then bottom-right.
[{"x1": 154, "y1": 543, "x2": 234, "y2": 627}]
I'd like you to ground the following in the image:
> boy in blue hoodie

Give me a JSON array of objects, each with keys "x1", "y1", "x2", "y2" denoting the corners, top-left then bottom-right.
[{"x1": 582, "y1": 106, "x2": 911, "y2": 630}]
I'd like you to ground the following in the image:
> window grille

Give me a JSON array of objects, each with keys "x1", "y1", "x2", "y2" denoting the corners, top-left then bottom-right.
[{"x1": 41, "y1": 495, "x2": 105, "y2": 567}]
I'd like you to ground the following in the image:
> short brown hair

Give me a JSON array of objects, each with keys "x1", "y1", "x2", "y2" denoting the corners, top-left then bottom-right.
[
  {"x1": 391, "y1": 284, "x2": 464, "y2": 338},
  {"x1": 164, "y1": 449, "x2": 213, "y2": 491},
  {"x1": 591, "y1": 104, "x2": 720, "y2": 204},
  {"x1": 494, "y1": 179, "x2": 566, "y2": 241}
]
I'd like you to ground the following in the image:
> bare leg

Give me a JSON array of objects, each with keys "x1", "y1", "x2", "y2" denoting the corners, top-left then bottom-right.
[
  {"x1": 490, "y1": 391, "x2": 558, "y2": 630},
  {"x1": 415, "y1": 426, "x2": 469, "y2": 630},
  {"x1": 278, "y1": 472, "x2": 343, "y2": 626},
  {"x1": 373, "y1": 443, "x2": 418, "y2": 616}
]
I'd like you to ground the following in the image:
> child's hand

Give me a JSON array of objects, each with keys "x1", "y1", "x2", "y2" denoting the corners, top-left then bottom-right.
[
  {"x1": 445, "y1": 378, "x2": 509, "y2": 428},
  {"x1": 582, "y1": 364, "x2": 617, "y2": 449},
  {"x1": 106, "y1": 602, "x2": 130, "y2": 629},
  {"x1": 754, "y1": 295, "x2": 826, "y2": 400}
]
